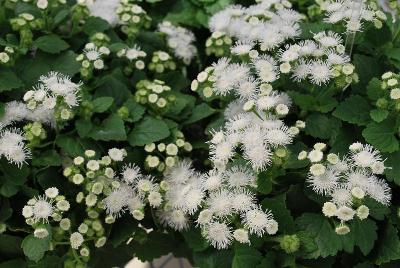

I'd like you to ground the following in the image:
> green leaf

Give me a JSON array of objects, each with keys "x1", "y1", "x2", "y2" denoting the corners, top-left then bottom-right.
[
  {"x1": 193, "y1": 249, "x2": 233, "y2": 268},
  {"x1": 375, "y1": 224, "x2": 400, "y2": 264},
  {"x1": 182, "y1": 228, "x2": 209, "y2": 252},
  {"x1": 89, "y1": 114, "x2": 127, "y2": 141},
  {"x1": 232, "y1": 245, "x2": 262, "y2": 268},
  {"x1": 296, "y1": 213, "x2": 342, "y2": 258},
  {"x1": 350, "y1": 218, "x2": 377, "y2": 255},
  {"x1": 0, "y1": 234, "x2": 23, "y2": 258},
  {"x1": 385, "y1": 151, "x2": 400, "y2": 185},
  {"x1": 287, "y1": 91, "x2": 317, "y2": 112},
  {"x1": 333, "y1": 95, "x2": 372, "y2": 126},
  {"x1": 367, "y1": 78, "x2": 384, "y2": 101},
  {"x1": 370, "y1": 109, "x2": 389, "y2": 122},
  {"x1": 31, "y1": 150, "x2": 61, "y2": 167},
  {"x1": 261, "y1": 194, "x2": 295, "y2": 233},
  {"x1": 55, "y1": 134, "x2": 101, "y2": 157},
  {"x1": 109, "y1": 216, "x2": 138, "y2": 247},
  {"x1": 362, "y1": 118, "x2": 399, "y2": 153},
  {"x1": 0, "y1": 71, "x2": 24, "y2": 92},
  {"x1": 123, "y1": 98, "x2": 145, "y2": 123},
  {"x1": 257, "y1": 171, "x2": 272, "y2": 195},
  {"x1": 128, "y1": 116, "x2": 170, "y2": 146},
  {"x1": 363, "y1": 198, "x2": 390, "y2": 220},
  {"x1": 305, "y1": 114, "x2": 342, "y2": 140},
  {"x1": 131, "y1": 232, "x2": 176, "y2": 262},
  {"x1": 21, "y1": 234, "x2": 50, "y2": 262},
  {"x1": 92, "y1": 97, "x2": 114, "y2": 113},
  {"x1": 184, "y1": 103, "x2": 216, "y2": 124},
  {"x1": 0, "y1": 259, "x2": 26, "y2": 268},
  {"x1": 34, "y1": 35, "x2": 69, "y2": 54},
  {"x1": 75, "y1": 119, "x2": 93, "y2": 137},
  {"x1": 83, "y1": 17, "x2": 110, "y2": 35}
]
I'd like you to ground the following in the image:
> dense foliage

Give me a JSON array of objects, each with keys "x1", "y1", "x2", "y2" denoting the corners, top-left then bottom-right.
[{"x1": 1, "y1": 0, "x2": 400, "y2": 267}]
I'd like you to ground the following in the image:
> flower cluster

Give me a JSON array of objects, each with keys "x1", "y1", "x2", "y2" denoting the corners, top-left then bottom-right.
[
  {"x1": 376, "y1": 71, "x2": 400, "y2": 111},
  {"x1": 148, "y1": 51, "x2": 176, "y2": 74},
  {"x1": 22, "y1": 187, "x2": 70, "y2": 238},
  {"x1": 76, "y1": 43, "x2": 110, "y2": 78},
  {"x1": 158, "y1": 21, "x2": 197, "y2": 65},
  {"x1": 159, "y1": 161, "x2": 278, "y2": 249},
  {"x1": 23, "y1": 122, "x2": 47, "y2": 148},
  {"x1": 277, "y1": 31, "x2": 357, "y2": 86},
  {"x1": 300, "y1": 142, "x2": 391, "y2": 234},
  {"x1": 134, "y1": 79, "x2": 174, "y2": 112},
  {"x1": 0, "y1": 46, "x2": 15, "y2": 65},
  {"x1": 144, "y1": 130, "x2": 193, "y2": 172},
  {"x1": 319, "y1": 0, "x2": 387, "y2": 31},
  {"x1": 0, "y1": 125, "x2": 31, "y2": 167},
  {"x1": 205, "y1": 31, "x2": 232, "y2": 57},
  {"x1": 209, "y1": 2, "x2": 302, "y2": 51},
  {"x1": 117, "y1": 45, "x2": 147, "y2": 74},
  {"x1": 23, "y1": 72, "x2": 82, "y2": 122},
  {"x1": 117, "y1": 0, "x2": 151, "y2": 38}
]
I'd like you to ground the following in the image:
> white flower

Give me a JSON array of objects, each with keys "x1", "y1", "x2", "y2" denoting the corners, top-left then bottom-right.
[
  {"x1": 351, "y1": 187, "x2": 365, "y2": 199},
  {"x1": 86, "y1": 160, "x2": 99, "y2": 171},
  {"x1": 322, "y1": 202, "x2": 337, "y2": 217},
  {"x1": 197, "y1": 209, "x2": 213, "y2": 225},
  {"x1": 308, "y1": 169, "x2": 338, "y2": 195},
  {"x1": 45, "y1": 187, "x2": 59, "y2": 199},
  {"x1": 204, "y1": 222, "x2": 232, "y2": 249},
  {"x1": 356, "y1": 205, "x2": 369, "y2": 220},
  {"x1": 56, "y1": 200, "x2": 70, "y2": 211},
  {"x1": 308, "y1": 149, "x2": 323, "y2": 162},
  {"x1": 351, "y1": 144, "x2": 382, "y2": 168},
  {"x1": 108, "y1": 148, "x2": 124, "y2": 161},
  {"x1": 336, "y1": 206, "x2": 355, "y2": 221},
  {"x1": 265, "y1": 219, "x2": 279, "y2": 235},
  {"x1": 308, "y1": 60, "x2": 332, "y2": 85},
  {"x1": 104, "y1": 186, "x2": 132, "y2": 217},
  {"x1": 242, "y1": 208, "x2": 273, "y2": 236},
  {"x1": 225, "y1": 166, "x2": 255, "y2": 188},
  {"x1": 203, "y1": 169, "x2": 224, "y2": 191},
  {"x1": 36, "y1": 0, "x2": 48, "y2": 9},
  {"x1": 34, "y1": 228, "x2": 49, "y2": 239},
  {"x1": 309, "y1": 164, "x2": 326, "y2": 176},
  {"x1": 70, "y1": 232, "x2": 84, "y2": 249},
  {"x1": 148, "y1": 191, "x2": 162, "y2": 208},
  {"x1": 233, "y1": 229, "x2": 250, "y2": 244},
  {"x1": 207, "y1": 190, "x2": 233, "y2": 218},
  {"x1": 132, "y1": 210, "x2": 145, "y2": 220},
  {"x1": 22, "y1": 206, "x2": 33, "y2": 218},
  {"x1": 335, "y1": 224, "x2": 350, "y2": 235},
  {"x1": 31, "y1": 196, "x2": 54, "y2": 222},
  {"x1": 121, "y1": 164, "x2": 142, "y2": 184},
  {"x1": 331, "y1": 188, "x2": 352, "y2": 207}
]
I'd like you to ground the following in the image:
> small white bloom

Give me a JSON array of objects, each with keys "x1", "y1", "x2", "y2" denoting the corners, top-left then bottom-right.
[
  {"x1": 70, "y1": 232, "x2": 84, "y2": 249},
  {"x1": 322, "y1": 202, "x2": 337, "y2": 217}
]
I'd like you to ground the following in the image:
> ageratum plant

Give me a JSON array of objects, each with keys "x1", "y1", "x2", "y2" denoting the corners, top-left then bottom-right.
[{"x1": 1, "y1": 0, "x2": 400, "y2": 267}]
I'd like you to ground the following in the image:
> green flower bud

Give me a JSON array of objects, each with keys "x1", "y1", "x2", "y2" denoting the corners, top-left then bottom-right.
[{"x1": 280, "y1": 234, "x2": 300, "y2": 254}]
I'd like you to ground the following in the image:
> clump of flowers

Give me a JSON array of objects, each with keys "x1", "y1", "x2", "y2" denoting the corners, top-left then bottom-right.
[
  {"x1": 0, "y1": 46, "x2": 15, "y2": 65},
  {"x1": 319, "y1": 0, "x2": 387, "y2": 31},
  {"x1": 22, "y1": 187, "x2": 70, "y2": 238},
  {"x1": 208, "y1": 2, "x2": 302, "y2": 51},
  {"x1": 144, "y1": 130, "x2": 193, "y2": 172},
  {"x1": 117, "y1": 45, "x2": 147, "y2": 74},
  {"x1": 159, "y1": 160, "x2": 278, "y2": 249},
  {"x1": 300, "y1": 142, "x2": 391, "y2": 235},
  {"x1": 158, "y1": 21, "x2": 197, "y2": 65},
  {"x1": 23, "y1": 72, "x2": 82, "y2": 122},
  {"x1": 148, "y1": 51, "x2": 176, "y2": 74},
  {"x1": 205, "y1": 31, "x2": 232, "y2": 57},
  {"x1": 117, "y1": 0, "x2": 151, "y2": 39},
  {"x1": 134, "y1": 79, "x2": 175, "y2": 113},
  {"x1": 23, "y1": 122, "x2": 47, "y2": 148},
  {"x1": 76, "y1": 43, "x2": 110, "y2": 79},
  {"x1": 0, "y1": 125, "x2": 31, "y2": 167},
  {"x1": 278, "y1": 31, "x2": 358, "y2": 87},
  {"x1": 375, "y1": 71, "x2": 400, "y2": 112}
]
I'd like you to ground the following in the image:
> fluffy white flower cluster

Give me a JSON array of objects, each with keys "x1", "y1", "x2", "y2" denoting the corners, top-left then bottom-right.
[
  {"x1": 158, "y1": 21, "x2": 197, "y2": 64},
  {"x1": 85, "y1": 0, "x2": 121, "y2": 25},
  {"x1": 381, "y1": 71, "x2": 400, "y2": 100},
  {"x1": 0, "y1": 125, "x2": 31, "y2": 167},
  {"x1": 319, "y1": 0, "x2": 387, "y2": 32},
  {"x1": 103, "y1": 164, "x2": 163, "y2": 220},
  {"x1": 22, "y1": 187, "x2": 70, "y2": 238},
  {"x1": 209, "y1": 1, "x2": 302, "y2": 51},
  {"x1": 24, "y1": 71, "x2": 82, "y2": 121},
  {"x1": 117, "y1": 45, "x2": 147, "y2": 70},
  {"x1": 11, "y1": 0, "x2": 67, "y2": 10},
  {"x1": 158, "y1": 160, "x2": 278, "y2": 249},
  {"x1": 278, "y1": 31, "x2": 357, "y2": 86},
  {"x1": 76, "y1": 43, "x2": 110, "y2": 77},
  {"x1": 300, "y1": 142, "x2": 391, "y2": 234}
]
